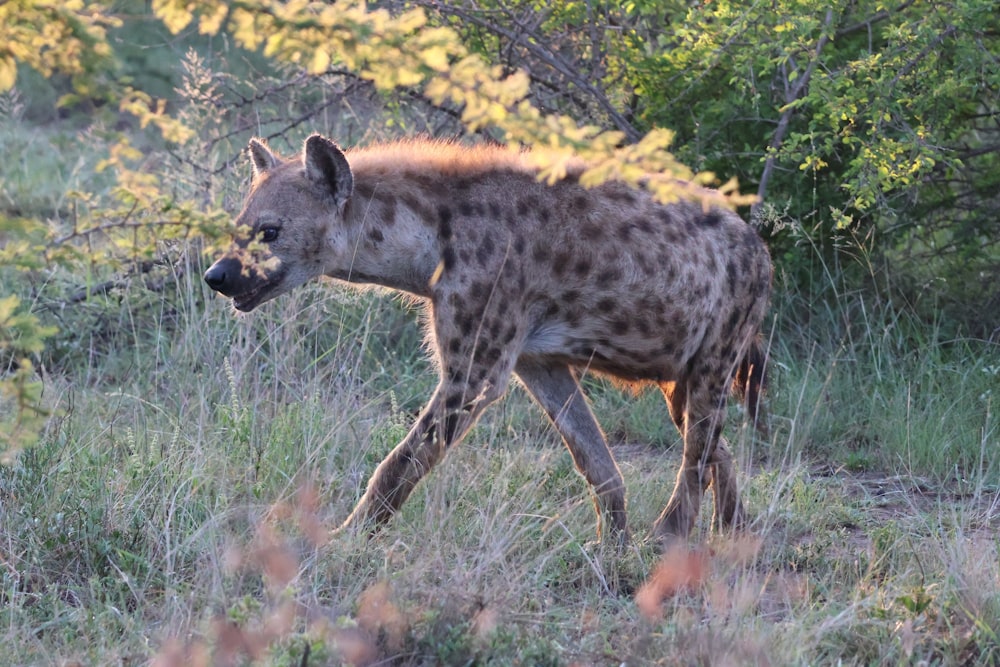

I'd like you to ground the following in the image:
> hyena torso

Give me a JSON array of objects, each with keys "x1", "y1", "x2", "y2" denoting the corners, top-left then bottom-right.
[{"x1": 204, "y1": 134, "x2": 772, "y2": 544}]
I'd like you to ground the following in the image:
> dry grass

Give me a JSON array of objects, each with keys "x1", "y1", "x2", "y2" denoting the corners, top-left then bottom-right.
[{"x1": 2, "y1": 274, "x2": 998, "y2": 666}]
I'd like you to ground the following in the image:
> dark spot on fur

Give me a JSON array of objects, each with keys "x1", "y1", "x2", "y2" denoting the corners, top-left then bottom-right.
[
  {"x1": 636, "y1": 218, "x2": 653, "y2": 235},
  {"x1": 702, "y1": 211, "x2": 723, "y2": 227},
  {"x1": 482, "y1": 346, "x2": 502, "y2": 365},
  {"x1": 367, "y1": 227, "x2": 385, "y2": 243},
  {"x1": 442, "y1": 413, "x2": 461, "y2": 444},
  {"x1": 442, "y1": 246, "x2": 457, "y2": 271},
  {"x1": 612, "y1": 318, "x2": 630, "y2": 335},
  {"x1": 438, "y1": 206, "x2": 453, "y2": 240},
  {"x1": 723, "y1": 310, "x2": 741, "y2": 340},
  {"x1": 476, "y1": 234, "x2": 495, "y2": 264},
  {"x1": 402, "y1": 194, "x2": 435, "y2": 225},
  {"x1": 573, "y1": 259, "x2": 591, "y2": 276},
  {"x1": 582, "y1": 223, "x2": 604, "y2": 241},
  {"x1": 469, "y1": 281, "x2": 488, "y2": 301},
  {"x1": 517, "y1": 198, "x2": 535, "y2": 217},
  {"x1": 418, "y1": 412, "x2": 435, "y2": 432},
  {"x1": 513, "y1": 235, "x2": 526, "y2": 255},
  {"x1": 488, "y1": 201, "x2": 502, "y2": 219},
  {"x1": 596, "y1": 268, "x2": 621, "y2": 288},
  {"x1": 607, "y1": 189, "x2": 637, "y2": 204},
  {"x1": 488, "y1": 318, "x2": 502, "y2": 339},
  {"x1": 562, "y1": 289, "x2": 581, "y2": 305},
  {"x1": 448, "y1": 339, "x2": 462, "y2": 354},
  {"x1": 532, "y1": 244, "x2": 551, "y2": 263},
  {"x1": 552, "y1": 251, "x2": 571, "y2": 277},
  {"x1": 538, "y1": 207, "x2": 551, "y2": 224},
  {"x1": 379, "y1": 196, "x2": 398, "y2": 225},
  {"x1": 636, "y1": 254, "x2": 655, "y2": 276},
  {"x1": 597, "y1": 297, "x2": 616, "y2": 312}
]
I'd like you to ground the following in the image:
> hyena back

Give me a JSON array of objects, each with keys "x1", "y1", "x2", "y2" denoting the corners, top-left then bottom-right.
[{"x1": 204, "y1": 134, "x2": 772, "y2": 544}]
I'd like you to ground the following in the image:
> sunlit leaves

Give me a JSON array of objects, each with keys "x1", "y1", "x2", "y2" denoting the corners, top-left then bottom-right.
[
  {"x1": 119, "y1": 90, "x2": 196, "y2": 145},
  {"x1": 0, "y1": 0, "x2": 119, "y2": 92},
  {"x1": 0, "y1": 295, "x2": 57, "y2": 462}
]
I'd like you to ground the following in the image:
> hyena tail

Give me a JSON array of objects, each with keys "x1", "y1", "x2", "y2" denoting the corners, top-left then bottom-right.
[{"x1": 732, "y1": 337, "x2": 768, "y2": 435}]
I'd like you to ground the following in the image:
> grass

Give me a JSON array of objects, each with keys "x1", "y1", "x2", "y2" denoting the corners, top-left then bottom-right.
[
  {"x1": 1, "y1": 260, "x2": 998, "y2": 665},
  {"x1": 2, "y1": 79, "x2": 1000, "y2": 665}
]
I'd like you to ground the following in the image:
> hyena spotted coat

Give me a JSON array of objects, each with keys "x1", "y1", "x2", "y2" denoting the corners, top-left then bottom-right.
[{"x1": 204, "y1": 134, "x2": 772, "y2": 544}]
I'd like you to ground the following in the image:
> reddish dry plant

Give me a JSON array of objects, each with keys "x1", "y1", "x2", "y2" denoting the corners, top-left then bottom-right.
[
  {"x1": 636, "y1": 536, "x2": 763, "y2": 621},
  {"x1": 356, "y1": 580, "x2": 408, "y2": 652},
  {"x1": 635, "y1": 545, "x2": 710, "y2": 620}
]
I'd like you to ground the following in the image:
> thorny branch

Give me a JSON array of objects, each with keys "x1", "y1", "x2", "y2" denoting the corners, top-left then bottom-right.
[
  {"x1": 413, "y1": 0, "x2": 641, "y2": 142},
  {"x1": 752, "y1": 9, "x2": 836, "y2": 219}
]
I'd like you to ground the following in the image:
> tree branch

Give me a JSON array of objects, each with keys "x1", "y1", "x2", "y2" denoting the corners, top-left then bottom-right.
[
  {"x1": 752, "y1": 9, "x2": 836, "y2": 219},
  {"x1": 415, "y1": 0, "x2": 641, "y2": 142}
]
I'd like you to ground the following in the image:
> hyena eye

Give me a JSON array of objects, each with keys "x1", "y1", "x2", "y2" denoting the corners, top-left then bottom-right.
[{"x1": 259, "y1": 227, "x2": 279, "y2": 243}]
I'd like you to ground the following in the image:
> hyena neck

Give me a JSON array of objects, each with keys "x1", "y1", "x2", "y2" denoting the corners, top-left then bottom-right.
[
  {"x1": 328, "y1": 141, "x2": 535, "y2": 299},
  {"x1": 332, "y1": 174, "x2": 442, "y2": 298}
]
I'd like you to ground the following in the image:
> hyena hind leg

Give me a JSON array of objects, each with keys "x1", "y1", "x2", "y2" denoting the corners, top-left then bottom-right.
[
  {"x1": 515, "y1": 359, "x2": 629, "y2": 543},
  {"x1": 653, "y1": 380, "x2": 745, "y2": 544}
]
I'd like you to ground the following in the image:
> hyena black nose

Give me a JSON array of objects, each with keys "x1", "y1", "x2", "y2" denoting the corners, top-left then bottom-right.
[{"x1": 204, "y1": 259, "x2": 234, "y2": 292}]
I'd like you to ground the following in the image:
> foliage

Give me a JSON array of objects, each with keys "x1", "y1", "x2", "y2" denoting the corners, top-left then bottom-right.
[
  {"x1": 0, "y1": 0, "x2": 118, "y2": 95},
  {"x1": 0, "y1": 295, "x2": 56, "y2": 460}
]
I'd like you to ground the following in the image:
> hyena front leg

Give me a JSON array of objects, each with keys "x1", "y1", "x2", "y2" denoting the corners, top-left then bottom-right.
[
  {"x1": 515, "y1": 359, "x2": 628, "y2": 543},
  {"x1": 338, "y1": 374, "x2": 506, "y2": 533}
]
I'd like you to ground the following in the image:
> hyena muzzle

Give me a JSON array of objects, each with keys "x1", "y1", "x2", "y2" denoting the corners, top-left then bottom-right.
[{"x1": 204, "y1": 134, "x2": 772, "y2": 546}]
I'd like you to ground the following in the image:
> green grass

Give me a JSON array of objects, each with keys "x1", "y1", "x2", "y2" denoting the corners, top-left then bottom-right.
[{"x1": 2, "y1": 261, "x2": 998, "y2": 665}]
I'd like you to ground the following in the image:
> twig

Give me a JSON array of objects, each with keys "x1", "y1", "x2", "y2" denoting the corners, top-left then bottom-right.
[{"x1": 753, "y1": 9, "x2": 836, "y2": 218}]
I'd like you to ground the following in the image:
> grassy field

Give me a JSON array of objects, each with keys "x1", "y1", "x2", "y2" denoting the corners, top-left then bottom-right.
[
  {"x1": 2, "y1": 95, "x2": 1000, "y2": 664},
  {"x1": 3, "y1": 235, "x2": 999, "y2": 665}
]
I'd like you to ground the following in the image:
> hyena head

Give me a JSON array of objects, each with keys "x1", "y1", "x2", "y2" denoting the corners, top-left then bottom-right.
[{"x1": 204, "y1": 135, "x2": 354, "y2": 311}]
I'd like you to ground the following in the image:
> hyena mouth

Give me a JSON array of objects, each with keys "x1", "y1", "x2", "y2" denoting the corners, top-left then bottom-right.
[
  {"x1": 228, "y1": 266, "x2": 289, "y2": 312},
  {"x1": 232, "y1": 284, "x2": 272, "y2": 312}
]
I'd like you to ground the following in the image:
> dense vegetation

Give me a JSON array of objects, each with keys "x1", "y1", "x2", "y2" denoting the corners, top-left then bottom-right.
[{"x1": 1, "y1": 1, "x2": 998, "y2": 664}]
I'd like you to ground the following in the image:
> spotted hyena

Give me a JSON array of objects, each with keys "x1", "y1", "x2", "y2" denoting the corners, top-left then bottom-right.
[{"x1": 204, "y1": 134, "x2": 772, "y2": 545}]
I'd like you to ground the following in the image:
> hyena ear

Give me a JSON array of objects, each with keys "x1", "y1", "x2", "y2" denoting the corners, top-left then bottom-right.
[
  {"x1": 248, "y1": 138, "x2": 277, "y2": 180},
  {"x1": 303, "y1": 134, "x2": 354, "y2": 212}
]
